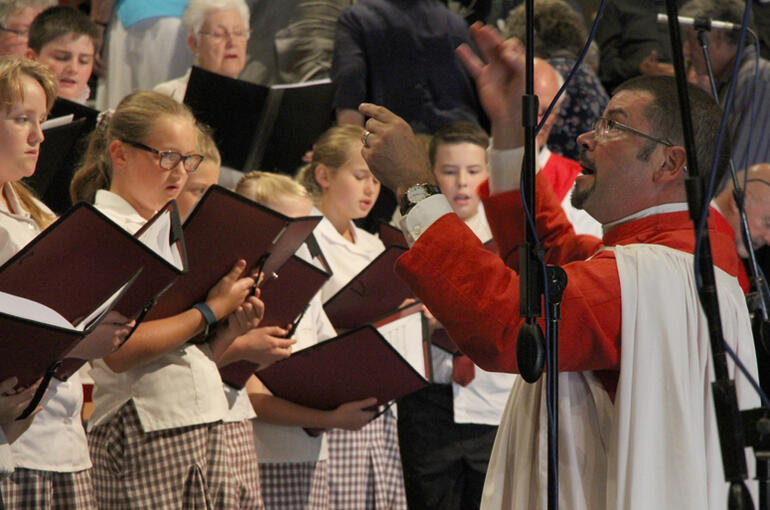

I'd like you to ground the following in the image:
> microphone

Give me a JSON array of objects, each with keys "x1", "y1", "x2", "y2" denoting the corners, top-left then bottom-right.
[{"x1": 656, "y1": 13, "x2": 741, "y2": 32}]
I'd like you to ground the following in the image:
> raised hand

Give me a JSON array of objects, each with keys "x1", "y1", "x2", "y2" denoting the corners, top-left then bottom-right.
[{"x1": 456, "y1": 23, "x2": 526, "y2": 148}]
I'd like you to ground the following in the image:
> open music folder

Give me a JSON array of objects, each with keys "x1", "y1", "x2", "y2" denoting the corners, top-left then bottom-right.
[
  {"x1": 322, "y1": 245, "x2": 413, "y2": 330},
  {"x1": 257, "y1": 320, "x2": 430, "y2": 411},
  {"x1": 183, "y1": 66, "x2": 335, "y2": 173},
  {"x1": 146, "y1": 186, "x2": 322, "y2": 321},
  {"x1": 0, "y1": 201, "x2": 188, "y2": 379},
  {"x1": 219, "y1": 253, "x2": 332, "y2": 388}
]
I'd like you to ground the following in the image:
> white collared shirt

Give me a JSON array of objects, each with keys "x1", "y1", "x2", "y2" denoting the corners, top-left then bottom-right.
[
  {"x1": 0, "y1": 184, "x2": 91, "y2": 472},
  {"x1": 88, "y1": 190, "x2": 228, "y2": 432},
  {"x1": 311, "y1": 207, "x2": 386, "y2": 303}
]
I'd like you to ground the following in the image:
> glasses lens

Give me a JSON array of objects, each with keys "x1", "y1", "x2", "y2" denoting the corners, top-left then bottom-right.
[
  {"x1": 184, "y1": 155, "x2": 203, "y2": 173},
  {"x1": 159, "y1": 151, "x2": 182, "y2": 170}
]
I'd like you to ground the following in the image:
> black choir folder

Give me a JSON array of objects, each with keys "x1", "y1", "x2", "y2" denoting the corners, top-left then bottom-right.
[
  {"x1": 323, "y1": 246, "x2": 412, "y2": 330},
  {"x1": 0, "y1": 201, "x2": 188, "y2": 380},
  {"x1": 219, "y1": 253, "x2": 331, "y2": 388},
  {"x1": 146, "y1": 186, "x2": 322, "y2": 321},
  {"x1": 26, "y1": 99, "x2": 100, "y2": 214},
  {"x1": 183, "y1": 66, "x2": 335, "y2": 173},
  {"x1": 258, "y1": 324, "x2": 429, "y2": 410}
]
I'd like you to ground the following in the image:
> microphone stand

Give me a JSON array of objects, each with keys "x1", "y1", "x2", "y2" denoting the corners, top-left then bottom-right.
[
  {"x1": 514, "y1": 1, "x2": 566, "y2": 509},
  {"x1": 696, "y1": 23, "x2": 770, "y2": 510},
  {"x1": 664, "y1": 2, "x2": 767, "y2": 509}
]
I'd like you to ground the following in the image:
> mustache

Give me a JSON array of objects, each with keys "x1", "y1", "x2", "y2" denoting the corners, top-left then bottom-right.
[{"x1": 577, "y1": 150, "x2": 595, "y2": 170}]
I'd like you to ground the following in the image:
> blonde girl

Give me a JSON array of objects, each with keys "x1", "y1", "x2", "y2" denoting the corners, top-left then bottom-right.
[
  {"x1": 297, "y1": 125, "x2": 408, "y2": 509},
  {"x1": 0, "y1": 56, "x2": 130, "y2": 509},
  {"x1": 70, "y1": 90, "x2": 261, "y2": 509}
]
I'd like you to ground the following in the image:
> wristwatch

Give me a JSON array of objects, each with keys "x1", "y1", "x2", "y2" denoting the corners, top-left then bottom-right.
[{"x1": 399, "y1": 183, "x2": 441, "y2": 216}]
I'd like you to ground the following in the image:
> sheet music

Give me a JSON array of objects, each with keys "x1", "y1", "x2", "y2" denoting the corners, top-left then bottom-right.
[
  {"x1": 377, "y1": 312, "x2": 427, "y2": 380},
  {"x1": 0, "y1": 291, "x2": 73, "y2": 330},
  {"x1": 41, "y1": 114, "x2": 74, "y2": 130},
  {"x1": 137, "y1": 209, "x2": 184, "y2": 269}
]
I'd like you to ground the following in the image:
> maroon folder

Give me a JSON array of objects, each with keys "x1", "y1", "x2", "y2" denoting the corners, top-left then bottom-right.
[
  {"x1": 378, "y1": 223, "x2": 408, "y2": 249},
  {"x1": 322, "y1": 246, "x2": 412, "y2": 330},
  {"x1": 0, "y1": 202, "x2": 185, "y2": 327},
  {"x1": 146, "y1": 186, "x2": 322, "y2": 320},
  {"x1": 257, "y1": 325, "x2": 428, "y2": 410},
  {"x1": 219, "y1": 254, "x2": 331, "y2": 388}
]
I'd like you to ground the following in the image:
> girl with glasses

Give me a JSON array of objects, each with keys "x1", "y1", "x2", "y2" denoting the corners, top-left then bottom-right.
[{"x1": 70, "y1": 90, "x2": 263, "y2": 509}]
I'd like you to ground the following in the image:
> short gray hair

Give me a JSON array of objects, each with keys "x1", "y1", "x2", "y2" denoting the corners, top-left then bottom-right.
[
  {"x1": 182, "y1": 0, "x2": 250, "y2": 43},
  {"x1": 0, "y1": 0, "x2": 56, "y2": 26}
]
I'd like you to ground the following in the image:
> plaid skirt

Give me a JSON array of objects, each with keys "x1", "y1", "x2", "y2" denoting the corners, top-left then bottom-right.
[
  {"x1": 221, "y1": 420, "x2": 263, "y2": 509},
  {"x1": 87, "y1": 401, "x2": 238, "y2": 509},
  {"x1": 258, "y1": 460, "x2": 329, "y2": 510},
  {"x1": 0, "y1": 468, "x2": 96, "y2": 510},
  {"x1": 327, "y1": 410, "x2": 407, "y2": 510}
]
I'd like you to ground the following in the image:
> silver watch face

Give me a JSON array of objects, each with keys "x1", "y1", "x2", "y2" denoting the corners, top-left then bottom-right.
[{"x1": 406, "y1": 185, "x2": 431, "y2": 204}]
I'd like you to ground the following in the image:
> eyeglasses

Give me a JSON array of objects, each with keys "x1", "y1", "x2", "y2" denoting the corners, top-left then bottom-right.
[
  {"x1": 122, "y1": 140, "x2": 204, "y2": 173},
  {"x1": 0, "y1": 25, "x2": 28, "y2": 37},
  {"x1": 592, "y1": 117, "x2": 673, "y2": 147},
  {"x1": 198, "y1": 27, "x2": 250, "y2": 42}
]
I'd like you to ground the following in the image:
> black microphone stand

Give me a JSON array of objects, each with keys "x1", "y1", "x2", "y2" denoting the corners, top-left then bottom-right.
[
  {"x1": 664, "y1": 2, "x2": 767, "y2": 509},
  {"x1": 514, "y1": 1, "x2": 566, "y2": 509}
]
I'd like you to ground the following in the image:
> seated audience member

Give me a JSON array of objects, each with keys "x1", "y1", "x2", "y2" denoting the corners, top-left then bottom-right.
[
  {"x1": 681, "y1": 0, "x2": 770, "y2": 173},
  {"x1": 505, "y1": 0, "x2": 609, "y2": 160},
  {"x1": 154, "y1": 0, "x2": 250, "y2": 101},
  {"x1": 533, "y1": 58, "x2": 602, "y2": 237},
  {"x1": 595, "y1": 0, "x2": 681, "y2": 92},
  {"x1": 397, "y1": 120, "x2": 517, "y2": 510},
  {"x1": 25, "y1": 6, "x2": 98, "y2": 104},
  {"x1": 91, "y1": 0, "x2": 193, "y2": 110},
  {"x1": 0, "y1": 0, "x2": 54, "y2": 57}
]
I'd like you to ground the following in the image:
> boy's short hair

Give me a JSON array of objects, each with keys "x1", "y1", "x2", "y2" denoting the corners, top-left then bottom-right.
[
  {"x1": 27, "y1": 6, "x2": 99, "y2": 54},
  {"x1": 428, "y1": 121, "x2": 489, "y2": 168}
]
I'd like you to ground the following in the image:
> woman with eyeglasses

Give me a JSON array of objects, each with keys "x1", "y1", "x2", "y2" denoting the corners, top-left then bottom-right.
[
  {"x1": 154, "y1": 0, "x2": 250, "y2": 102},
  {"x1": 70, "y1": 90, "x2": 264, "y2": 508},
  {"x1": 0, "y1": 0, "x2": 54, "y2": 57}
]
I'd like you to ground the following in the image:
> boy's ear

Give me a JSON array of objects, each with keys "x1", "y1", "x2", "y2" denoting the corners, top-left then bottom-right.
[{"x1": 24, "y1": 48, "x2": 38, "y2": 61}]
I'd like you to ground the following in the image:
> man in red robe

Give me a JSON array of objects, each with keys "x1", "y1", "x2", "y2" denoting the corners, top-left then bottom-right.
[{"x1": 358, "y1": 25, "x2": 760, "y2": 510}]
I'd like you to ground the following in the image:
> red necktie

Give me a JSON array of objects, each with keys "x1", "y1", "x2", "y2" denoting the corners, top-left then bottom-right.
[{"x1": 452, "y1": 354, "x2": 475, "y2": 387}]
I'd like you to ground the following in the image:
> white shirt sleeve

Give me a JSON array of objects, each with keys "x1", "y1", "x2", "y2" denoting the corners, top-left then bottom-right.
[
  {"x1": 488, "y1": 146, "x2": 527, "y2": 194},
  {"x1": 398, "y1": 194, "x2": 454, "y2": 246}
]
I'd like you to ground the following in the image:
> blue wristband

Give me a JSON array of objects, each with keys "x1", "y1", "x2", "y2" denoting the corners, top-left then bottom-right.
[{"x1": 193, "y1": 302, "x2": 218, "y2": 337}]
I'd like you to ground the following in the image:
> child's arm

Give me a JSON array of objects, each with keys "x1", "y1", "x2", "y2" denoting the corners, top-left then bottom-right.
[
  {"x1": 246, "y1": 375, "x2": 376, "y2": 431},
  {"x1": 102, "y1": 259, "x2": 254, "y2": 373},
  {"x1": 68, "y1": 311, "x2": 133, "y2": 361},
  {"x1": 215, "y1": 326, "x2": 295, "y2": 369}
]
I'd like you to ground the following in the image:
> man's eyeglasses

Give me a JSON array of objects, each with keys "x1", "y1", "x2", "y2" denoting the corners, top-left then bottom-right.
[
  {"x1": 122, "y1": 140, "x2": 204, "y2": 173},
  {"x1": 0, "y1": 25, "x2": 28, "y2": 37},
  {"x1": 592, "y1": 117, "x2": 673, "y2": 147},
  {"x1": 198, "y1": 28, "x2": 250, "y2": 42}
]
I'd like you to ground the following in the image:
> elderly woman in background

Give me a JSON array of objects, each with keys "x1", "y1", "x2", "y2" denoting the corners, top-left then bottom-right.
[
  {"x1": 154, "y1": 0, "x2": 250, "y2": 101},
  {"x1": 0, "y1": 0, "x2": 54, "y2": 56},
  {"x1": 505, "y1": 0, "x2": 609, "y2": 160}
]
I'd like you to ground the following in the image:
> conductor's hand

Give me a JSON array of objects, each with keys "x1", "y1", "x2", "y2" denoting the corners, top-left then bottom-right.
[
  {"x1": 456, "y1": 22, "x2": 526, "y2": 149},
  {"x1": 70, "y1": 311, "x2": 133, "y2": 360},
  {"x1": 358, "y1": 103, "x2": 434, "y2": 196},
  {"x1": 206, "y1": 259, "x2": 255, "y2": 320}
]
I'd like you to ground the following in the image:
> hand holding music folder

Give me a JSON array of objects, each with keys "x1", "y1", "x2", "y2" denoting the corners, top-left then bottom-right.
[
  {"x1": 0, "y1": 201, "x2": 188, "y2": 379},
  {"x1": 257, "y1": 324, "x2": 429, "y2": 411},
  {"x1": 219, "y1": 254, "x2": 332, "y2": 388},
  {"x1": 323, "y1": 246, "x2": 413, "y2": 330},
  {"x1": 0, "y1": 269, "x2": 141, "y2": 419},
  {"x1": 146, "y1": 186, "x2": 322, "y2": 321}
]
